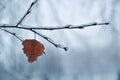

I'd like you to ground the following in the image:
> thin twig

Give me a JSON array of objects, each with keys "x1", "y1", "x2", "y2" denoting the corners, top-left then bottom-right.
[
  {"x1": 16, "y1": 0, "x2": 38, "y2": 26},
  {"x1": 0, "y1": 22, "x2": 109, "y2": 30},
  {"x1": 30, "y1": 29, "x2": 68, "y2": 51},
  {"x1": 0, "y1": 28, "x2": 23, "y2": 42},
  {"x1": 23, "y1": 22, "x2": 109, "y2": 30},
  {"x1": 28, "y1": 22, "x2": 109, "y2": 30}
]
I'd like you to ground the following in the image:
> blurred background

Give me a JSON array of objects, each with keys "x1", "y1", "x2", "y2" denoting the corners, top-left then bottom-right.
[{"x1": 0, "y1": 0, "x2": 120, "y2": 80}]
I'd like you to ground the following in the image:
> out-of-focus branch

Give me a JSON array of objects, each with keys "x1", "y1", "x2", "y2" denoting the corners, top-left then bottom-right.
[{"x1": 16, "y1": 0, "x2": 38, "y2": 26}]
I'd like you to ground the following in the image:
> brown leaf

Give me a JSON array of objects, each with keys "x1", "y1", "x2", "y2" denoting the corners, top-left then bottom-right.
[{"x1": 22, "y1": 39, "x2": 45, "y2": 63}]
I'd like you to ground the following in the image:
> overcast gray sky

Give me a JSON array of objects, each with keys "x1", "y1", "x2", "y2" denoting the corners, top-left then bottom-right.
[{"x1": 0, "y1": 0, "x2": 120, "y2": 80}]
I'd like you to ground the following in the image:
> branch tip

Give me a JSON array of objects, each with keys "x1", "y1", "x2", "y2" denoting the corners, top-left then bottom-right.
[
  {"x1": 64, "y1": 47, "x2": 68, "y2": 51},
  {"x1": 16, "y1": 0, "x2": 38, "y2": 26}
]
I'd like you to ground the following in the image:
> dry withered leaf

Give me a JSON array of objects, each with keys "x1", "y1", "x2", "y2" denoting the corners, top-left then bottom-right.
[{"x1": 22, "y1": 39, "x2": 45, "y2": 63}]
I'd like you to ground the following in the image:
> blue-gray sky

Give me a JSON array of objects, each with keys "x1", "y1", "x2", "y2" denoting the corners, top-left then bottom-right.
[{"x1": 0, "y1": 0, "x2": 120, "y2": 80}]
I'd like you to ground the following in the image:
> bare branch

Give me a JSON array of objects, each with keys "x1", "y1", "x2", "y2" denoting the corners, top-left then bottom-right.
[
  {"x1": 0, "y1": 0, "x2": 110, "y2": 53},
  {"x1": 16, "y1": 0, "x2": 38, "y2": 26},
  {"x1": 0, "y1": 25, "x2": 68, "y2": 51},
  {"x1": 0, "y1": 22, "x2": 109, "y2": 30},
  {"x1": 30, "y1": 29, "x2": 68, "y2": 51},
  {"x1": 0, "y1": 28, "x2": 23, "y2": 42},
  {"x1": 26, "y1": 22, "x2": 109, "y2": 30},
  {"x1": 0, "y1": 22, "x2": 109, "y2": 51}
]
